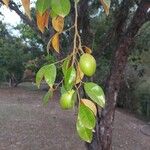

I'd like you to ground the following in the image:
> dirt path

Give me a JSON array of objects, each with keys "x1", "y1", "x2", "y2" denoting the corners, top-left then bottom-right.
[
  {"x1": 113, "y1": 110, "x2": 150, "y2": 150},
  {"x1": 0, "y1": 87, "x2": 149, "y2": 150}
]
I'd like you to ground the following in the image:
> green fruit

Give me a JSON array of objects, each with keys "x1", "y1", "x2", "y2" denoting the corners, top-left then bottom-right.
[
  {"x1": 60, "y1": 90, "x2": 76, "y2": 109},
  {"x1": 79, "y1": 53, "x2": 96, "y2": 76}
]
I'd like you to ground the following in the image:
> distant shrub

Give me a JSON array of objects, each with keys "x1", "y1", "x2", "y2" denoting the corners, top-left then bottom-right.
[{"x1": 134, "y1": 78, "x2": 150, "y2": 117}]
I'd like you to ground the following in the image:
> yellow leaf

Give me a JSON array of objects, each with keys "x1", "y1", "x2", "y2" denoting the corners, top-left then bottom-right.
[
  {"x1": 36, "y1": 10, "x2": 49, "y2": 33},
  {"x1": 21, "y1": 0, "x2": 31, "y2": 20},
  {"x1": 52, "y1": 33, "x2": 60, "y2": 53},
  {"x1": 82, "y1": 46, "x2": 92, "y2": 54},
  {"x1": 2, "y1": 0, "x2": 9, "y2": 6},
  {"x1": 81, "y1": 99, "x2": 97, "y2": 116},
  {"x1": 75, "y1": 63, "x2": 84, "y2": 84},
  {"x1": 36, "y1": 12, "x2": 45, "y2": 33},
  {"x1": 52, "y1": 16, "x2": 64, "y2": 32},
  {"x1": 100, "y1": 0, "x2": 111, "y2": 15}
]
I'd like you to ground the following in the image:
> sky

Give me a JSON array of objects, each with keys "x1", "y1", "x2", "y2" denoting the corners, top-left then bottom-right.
[
  {"x1": 0, "y1": 0, "x2": 36, "y2": 26},
  {"x1": 0, "y1": 5, "x2": 21, "y2": 26}
]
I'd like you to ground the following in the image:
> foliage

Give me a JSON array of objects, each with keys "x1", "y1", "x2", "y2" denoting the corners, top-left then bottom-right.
[
  {"x1": 16, "y1": 23, "x2": 45, "y2": 58},
  {"x1": 129, "y1": 22, "x2": 150, "y2": 116},
  {"x1": 0, "y1": 21, "x2": 31, "y2": 84},
  {"x1": 117, "y1": 22, "x2": 150, "y2": 117}
]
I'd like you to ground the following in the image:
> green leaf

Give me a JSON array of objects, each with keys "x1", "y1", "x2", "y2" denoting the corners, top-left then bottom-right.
[
  {"x1": 62, "y1": 58, "x2": 70, "y2": 76},
  {"x1": 84, "y1": 82, "x2": 105, "y2": 108},
  {"x1": 64, "y1": 66, "x2": 76, "y2": 91},
  {"x1": 76, "y1": 120, "x2": 93, "y2": 143},
  {"x1": 60, "y1": 84, "x2": 67, "y2": 95},
  {"x1": 36, "y1": 65, "x2": 47, "y2": 88},
  {"x1": 78, "y1": 104, "x2": 96, "y2": 129},
  {"x1": 36, "y1": 64, "x2": 56, "y2": 88},
  {"x1": 50, "y1": 0, "x2": 71, "y2": 17},
  {"x1": 72, "y1": 91, "x2": 77, "y2": 103},
  {"x1": 50, "y1": 10, "x2": 58, "y2": 18},
  {"x1": 36, "y1": 0, "x2": 50, "y2": 15},
  {"x1": 43, "y1": 90, "x2": 53, "y2": 105},
  {"x1": 44, "y1": 64, "x2": 56, "y2": 88}
]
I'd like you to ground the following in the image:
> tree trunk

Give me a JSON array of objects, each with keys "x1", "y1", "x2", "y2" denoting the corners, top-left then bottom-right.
[{"x1": 86, "y1": 1, "x2": 150, "y2": 149}]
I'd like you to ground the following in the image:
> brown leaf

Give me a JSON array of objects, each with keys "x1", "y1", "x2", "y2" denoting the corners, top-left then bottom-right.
[
  {"x1": 82, "y1": 46, "x2": 92, "y2": 54},
  {"x1": 75, "y1": 63, "x2": 84, "y2": 84},
  {"x1": 51, "y1": 33, "x2": 60, "y2": 53},
  {"x1": 2, "y1": 0, "x2": 9, "y2": 6},
  {"x1": 36, "y1": 10, "x2": 49, "y2": 33},
  {"x1": 52, "y1": 16, "x2": 64, "y2": 32},
  {"x1": 47, "y1": 38, "x2": 51, "y2": 53},
  {"x1": 100, "y1": 0, "x2": 110, "y2": 15},
  {"x1": 44, "y1": 11, "x2": 49, "y2": 29},
  {"x1": 81, "y1": 99, "x2": 97, "y2": 116},
  {"x1": 21, "y1": 0, "x2": 31, "y2": 20}
]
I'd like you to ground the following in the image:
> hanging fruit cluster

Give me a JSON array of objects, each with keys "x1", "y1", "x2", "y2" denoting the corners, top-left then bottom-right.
[
  {"x1": 35, "y1": 0, "x2": 106, "y2": 143},
  {"x1": 1, "y1": 0, "x2": 111, "y2": 143}
]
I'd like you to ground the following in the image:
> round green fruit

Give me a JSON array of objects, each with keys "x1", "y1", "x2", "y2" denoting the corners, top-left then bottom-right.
[
  {"x1": 79, "y1": 53, "x2": 96, "y2": 76},
  {"x1": 60, "y1": 90, "x2": 75, "y2": 109}
]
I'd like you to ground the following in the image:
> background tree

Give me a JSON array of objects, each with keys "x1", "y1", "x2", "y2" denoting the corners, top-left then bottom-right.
[{"x1": 0, "y1": 21, "x2": 31, "y2": 86}]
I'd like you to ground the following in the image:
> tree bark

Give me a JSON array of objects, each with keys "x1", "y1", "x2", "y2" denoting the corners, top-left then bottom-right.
[{"x1": 87, "y1": 0, "x2": 150, "y2": 149}]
